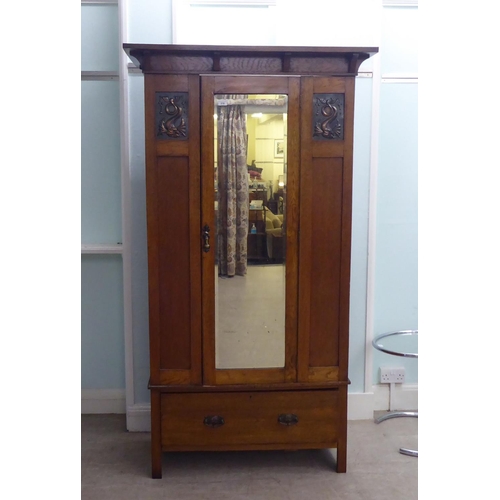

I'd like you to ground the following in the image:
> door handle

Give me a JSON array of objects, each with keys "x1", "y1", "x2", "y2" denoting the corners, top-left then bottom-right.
[{"x1": 202, "y1": 224, "x2": 210, "y2": 252}]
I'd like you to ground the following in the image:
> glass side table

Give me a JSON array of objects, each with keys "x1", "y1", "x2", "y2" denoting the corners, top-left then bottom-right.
[{"x1": 372, "y1": 329, "x2": 418, "y2": 457}]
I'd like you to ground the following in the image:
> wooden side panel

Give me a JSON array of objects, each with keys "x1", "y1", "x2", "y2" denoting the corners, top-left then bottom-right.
[
  {"x1": 145, "y1": 74, "x2": 201, "y2": 385},
  {"x1": 298, "y1": 77, "x2": 353, "y2": 383},
  {"x1": 308, "y1": 158, "x2": 343, "y2": 367},
  {"x1": 157, "y1": 157, "x2": 191, "y2": 369}
]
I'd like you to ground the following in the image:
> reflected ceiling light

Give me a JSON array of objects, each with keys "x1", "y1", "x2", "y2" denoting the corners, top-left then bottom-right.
[{"x1": 251, "y1": 113, "x2": 262, "y2": 118}]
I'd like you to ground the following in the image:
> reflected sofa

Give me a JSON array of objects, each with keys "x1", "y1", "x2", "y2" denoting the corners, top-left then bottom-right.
[{"x1": 265, "y1": 208, "x2": 284, "y2": 261}]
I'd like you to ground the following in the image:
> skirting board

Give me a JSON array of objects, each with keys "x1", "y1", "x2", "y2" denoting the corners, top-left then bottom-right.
[
  {"x1": 82, "y1": 385, "x2": 418, "y2": 431},
  {"x1": 81, "y1": 389, "x2": 126, "y2": 414}
]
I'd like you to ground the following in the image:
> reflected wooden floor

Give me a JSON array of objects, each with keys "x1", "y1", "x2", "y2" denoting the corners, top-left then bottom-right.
[{"x1": 215, "y1": 264, "x2": 286, "y2": 369}]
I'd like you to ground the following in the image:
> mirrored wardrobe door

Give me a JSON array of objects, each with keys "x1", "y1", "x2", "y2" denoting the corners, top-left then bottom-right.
[{"x1": 201, "y1": 76, "x2": 300, "y2": 386}]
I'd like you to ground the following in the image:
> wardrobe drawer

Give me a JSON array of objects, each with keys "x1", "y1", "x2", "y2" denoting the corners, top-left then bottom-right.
[{"x1": 160, "y1": 390, "x2": 340, "y2": 451}]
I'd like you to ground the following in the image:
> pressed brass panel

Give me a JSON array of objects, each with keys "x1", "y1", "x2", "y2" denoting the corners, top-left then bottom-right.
[
  {"x1": 313, "y1": 94, "x2": 345, "y2": 141},
  {"x1": 156, "y1": 92, "x2": 189, "y2": 140}
]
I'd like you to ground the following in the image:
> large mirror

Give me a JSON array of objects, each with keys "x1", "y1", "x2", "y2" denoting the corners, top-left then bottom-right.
[{"x1": 214, "y1": 94, "x2": 287, "y2": 369}]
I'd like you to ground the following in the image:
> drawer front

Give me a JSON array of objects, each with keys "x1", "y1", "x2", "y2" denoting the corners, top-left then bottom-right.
[{"x1": 160, "y1": 390, "x2": 339, "y2": 450}]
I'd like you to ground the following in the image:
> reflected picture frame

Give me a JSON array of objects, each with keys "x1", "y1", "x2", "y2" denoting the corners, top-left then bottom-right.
[{"x1": 274, "y1": 139, "x2": 284, "y2": 158}]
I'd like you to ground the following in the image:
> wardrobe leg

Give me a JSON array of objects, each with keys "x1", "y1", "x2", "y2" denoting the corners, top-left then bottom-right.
[
  {"x1": 151, "y1": 390, "x2": 162, "y2": 479},
  {"x1": 336, "y1": 440, "x2": 347, "y2": 473},
  {"x1": 336, "y1": 387, "x2": 348, "y2": 473}
]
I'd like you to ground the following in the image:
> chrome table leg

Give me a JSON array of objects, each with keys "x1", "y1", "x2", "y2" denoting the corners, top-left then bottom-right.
[{"x1": 375, "y1": 411, "x2": 418, "y2": 457}]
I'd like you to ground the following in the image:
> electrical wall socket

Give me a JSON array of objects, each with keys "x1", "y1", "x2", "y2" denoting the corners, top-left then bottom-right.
[{"x1": 380, "y1": 367, "x2": 405, "y2": 383}]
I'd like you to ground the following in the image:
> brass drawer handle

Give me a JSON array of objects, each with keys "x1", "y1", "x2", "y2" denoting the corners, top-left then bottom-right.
[
  {"x1": 203, "y1": 415, "x2": 225, "y2": 428},
  {"x1": 278, "y1": 413, "x2": 299, "y2": 426}
]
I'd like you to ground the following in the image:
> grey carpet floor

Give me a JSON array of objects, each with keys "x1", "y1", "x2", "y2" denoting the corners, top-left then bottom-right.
[{"x1": 82, "y1": 413, "x2": 417, "y2": 500}]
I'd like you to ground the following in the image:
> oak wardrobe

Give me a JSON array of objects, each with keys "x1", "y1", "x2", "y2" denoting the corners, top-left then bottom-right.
[{"x1": 124, "y1": 44, "x2": 378, "y2": 478}]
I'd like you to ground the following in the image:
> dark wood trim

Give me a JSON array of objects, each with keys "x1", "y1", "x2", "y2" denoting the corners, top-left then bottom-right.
[
  {"x1": 200, "y1": 76, "x2": 216, "y2": 386},
  {"x1": 213, "y1": 52, "x2": 221, "y2": 72},
  {"x1": 338, "y1": 77, "x2": 356, "y2": 382},
  {"x1": 124, "y1": 44, "x2": 377, "y2": 76},
  {"x1": 161, "y1": 441, "x2": 339, "y2": 452},
  {"x1": 125, "y1": 43, "x2": 378, "y2": 55},
  {"x1": 212, "y1": 75, "x2": 290, "y2": 94},
  {"x1": 215, "y1": 368, "x2": 286, "y2": 385},
  {"x1": 158, "y1": 369, "x2": 191, "y2": 386},
  {"x1": 144, "y1": 75, "x2": 161, "y2": 385},
  {"x1": 150, "y1": 389, "x2": 162, "y2": 479},
  {"x1": 283, "y1": 52, "x2": 291, "y2": 72},
  {"x1": 297, "y1": 76, "x2": 314, "y2": 383},
  {"x1": 188, "y1": 74, "x2": 203, "y2": 385},
  {"x1": 284, "y1": 76, "x2": 300, "y2": 383},
  {"x1": 148, "y1": 381, "x2": 350, "y2": 392},
  {"x1": 348, "y1": 53, "x2": 360, "y2": 74},
  {"x1": 336, "y1": 385, "x2": 348, "y2": 473},
  {"x1": 307, "y1": 367, "x2": 340, "y2": 382}
]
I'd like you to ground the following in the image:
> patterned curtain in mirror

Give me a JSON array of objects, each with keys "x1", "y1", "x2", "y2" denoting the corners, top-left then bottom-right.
[{"x1": 217, "y1": 95, "x2": 249, "y2": 277}]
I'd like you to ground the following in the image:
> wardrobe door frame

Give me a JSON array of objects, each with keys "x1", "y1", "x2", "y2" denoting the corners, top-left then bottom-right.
[{"x1": 201, "y1": 75, "x2": 300, "y2": 386}]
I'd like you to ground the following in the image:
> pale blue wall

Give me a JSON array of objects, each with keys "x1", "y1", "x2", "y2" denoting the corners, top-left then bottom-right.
[
  {"x1": 81, "y1": 3, "x2": 124, "y2": 391},
  {"x1": 81, "y1": 80, "x2": 122, "y2": 245},
  {"x1": 380, "y1": 6, "x2": 418, "y2": 75},
  {"x1": 81, "y1": 1, "x2": 418, "y2": 400},
  {"x1": 128, "y1": 74, "x2": 150, "y2": 404},
  {"x1": 349, "y1": 76, "x2": 375, "y2": 392},
  {"x1": 127, "y1": 0, "x2": 173, "y2": 43},
  {"x1": 81, "y1": 255, "x2": 125, "y2": 389},
  {"x1": 81, "y1": 4, "x2": 120, "y2": 71},
  {"x1": 126, "y1": 0, "x2": 175, "y2": 403},
  {"x1": 372, "y1": 6, "x2": 418, "y2": 384}
]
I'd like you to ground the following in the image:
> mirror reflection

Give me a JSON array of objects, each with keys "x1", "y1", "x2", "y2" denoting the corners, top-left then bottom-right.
[{"x1": 214, "y1": 94, "x2": 287, "y2": 369}]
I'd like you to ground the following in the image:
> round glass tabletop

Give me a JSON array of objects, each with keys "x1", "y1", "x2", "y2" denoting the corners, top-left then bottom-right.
[{"x1": 372, "y1": 330, "x2": 418, "y2": 358}]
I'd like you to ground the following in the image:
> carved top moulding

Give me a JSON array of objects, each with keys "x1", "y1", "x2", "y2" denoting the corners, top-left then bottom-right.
[{"x1": 123, "y1": 44, "x2": 378, "y2": 76}]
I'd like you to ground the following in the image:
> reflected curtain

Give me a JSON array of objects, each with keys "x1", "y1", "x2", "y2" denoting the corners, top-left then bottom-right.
[{"x1": 217, "y1": 95, "x2": 249, "y2": 277}]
